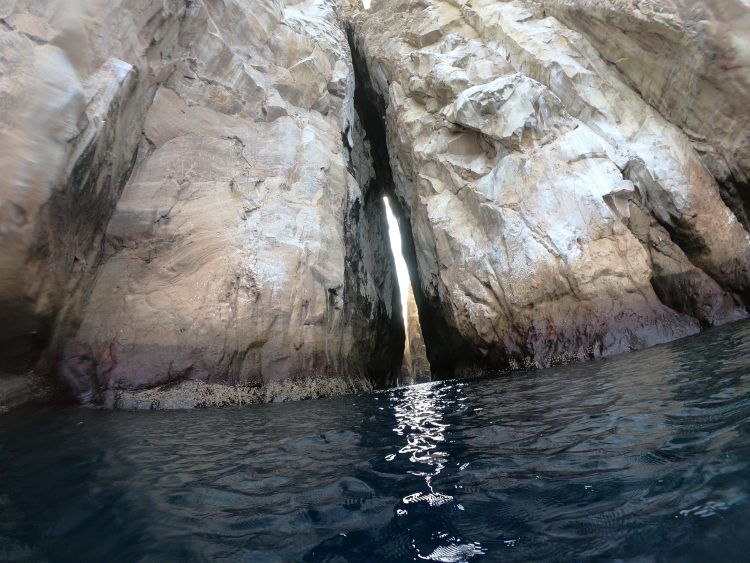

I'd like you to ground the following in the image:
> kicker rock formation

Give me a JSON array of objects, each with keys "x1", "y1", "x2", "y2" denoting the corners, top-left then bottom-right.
[
  {"x1": 0, "y1": 0, "x2": 190, "y2": 406},
  {"x1": 1, "y1": 0, "x2": 404, "y2": 408},
  {"x1": 541, "y1": 0, "x2": 750, "y2": 229},
  {"x1": 2, "y1": 0, "x2": 750, "y2": 408},
  {"x1": 59, "y1": 0, "x2": 404, "y2": 407},
  {"x1": 346, "y1": 0, "x2": 750, "y2": 374}
]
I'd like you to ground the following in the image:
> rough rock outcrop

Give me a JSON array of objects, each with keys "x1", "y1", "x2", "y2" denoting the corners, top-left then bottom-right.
[
  {"x1": 1, "y1": 0, "x2": 404, "y2": 408},
  {"x1": 541, "y1": 0, "x2": 750, "y2": 228},
  {"x1": 346, "y1": 0, "x2": 749, "y2": 374},
  {"x1": 2, "y1": 0, "x2": 750, "y2": 408},
  {"x1": 59, "y1": 0, "x2": 405, "y2": 406},
  {"x1": 0, "y1": 0, "x2": 191, "y2": 404}
]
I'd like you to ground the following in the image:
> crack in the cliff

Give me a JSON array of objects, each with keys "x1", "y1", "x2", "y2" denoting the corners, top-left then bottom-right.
[
  {"x1": 346, "y1": 25, "x2": 481, "y2": 381},
  {"x1": 717, "y1": 172, "x2": 750, "y2": 235}
]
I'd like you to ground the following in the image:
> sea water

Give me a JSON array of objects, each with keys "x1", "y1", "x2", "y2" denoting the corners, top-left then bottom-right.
[{"x1": 2, "y1": 321, "x2": 750, "y2": 561}]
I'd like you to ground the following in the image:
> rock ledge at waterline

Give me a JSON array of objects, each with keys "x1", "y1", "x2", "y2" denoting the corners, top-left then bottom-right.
[{"x1": 0, "y1": 0, "x2": 749, "y2": 409}]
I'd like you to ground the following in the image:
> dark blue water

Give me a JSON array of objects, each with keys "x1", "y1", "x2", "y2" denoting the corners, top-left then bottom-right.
[{"x1": 2, "y1": 322, "x2": 750, "y2": 562}]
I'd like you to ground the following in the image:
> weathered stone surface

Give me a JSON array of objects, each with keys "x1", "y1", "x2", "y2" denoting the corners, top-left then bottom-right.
[
  {"x1": 346, "y1": 0, "x2": 749, "y2": 373},
  {"x1": 540, "y1": 0, "x2": 750, "y2": 227},
  {"x1": 59, "y1": 0, "x2": 403, "y2": 404},
  {"x1": 0, "y1": 0, "x2": 190, "y2": 390},
  {"x1": 3, "y1": 0, "x2": 750, "y2": 408},
  {"x1": 401, "y1": 282, "x2": 431, "y2": 385},
  {"x1": 0, "y1": 0, "x2": 402, "y2": 407}
]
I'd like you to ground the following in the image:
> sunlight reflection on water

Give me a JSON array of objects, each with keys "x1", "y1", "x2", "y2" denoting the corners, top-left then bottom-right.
[
  {"x1": 3, "y1": 321, "x2": 750, "y2": 561},
  {"x1": 390, "y1": 382, "x2": 486, "y2": 561}
]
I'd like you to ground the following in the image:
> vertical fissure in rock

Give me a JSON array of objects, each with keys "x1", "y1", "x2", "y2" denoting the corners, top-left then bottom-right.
[
  {"x1": 344, "y1": 26, "x2": 429, "y2": 384},
  {"x1": 383, "y1": 195, "x2": 431, "y2": 385},
  {"x1": 346, "y1": 25, "x2": 479, "y2": 382},
  {"x1": 338, "y1": 25, "x2": 407, "y2": 389}
]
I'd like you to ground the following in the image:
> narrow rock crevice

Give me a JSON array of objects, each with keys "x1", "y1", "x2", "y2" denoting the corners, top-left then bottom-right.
[
  {"x1": 341, "y1": 187, "x2": 405, "y2": 389},
  {"x1": 341, "y1": 34, "x2": 406, "y2": 389},
  {"x1": 717, "y1": 174, "x2": 750, "y2": 235},
  {"x1": 346, "y1": 26, "x2": 480, "y2": 380},
  {"x1": 343, "y1": 42, "x2": 404, "y2": 387}
]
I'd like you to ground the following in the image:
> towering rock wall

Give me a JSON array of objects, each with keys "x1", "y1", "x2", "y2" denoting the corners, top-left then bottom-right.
[
  {"x1": 0, "y1": 0, "x2": 191, "y2": 402},
  {"x1": 60, "y1": 0, "x2": 406, "y2": 407},
  {"x1": 346, "y1": 0, "x2": 750, "y2": 374},
  {"x1": 2, "y1": 0, "x2": 750, "y2": 408},
  {"x1": 1, "y1": 0, "x2": 404, "y2": 408},
  {"x1": 541, "y1": 0, "x2": 750, "y2": 228}
]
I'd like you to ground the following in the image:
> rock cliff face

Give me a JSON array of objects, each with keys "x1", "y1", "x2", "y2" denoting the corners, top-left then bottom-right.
[
  {"x1": 542, "y1": 0, "x2": 750, "y2": 229},
  {"x1": 346, "y1": 0, "x2": 750, "y2": 374},
  {"x1": 62, "y1": 0, "x2": 407, "y2": 407},
  {"x1": 0, "y1": 0, "x2": 191, "y2": 404},
  {"x1": 1, "y1": 0, "x2": 749, "y2": 408},
  {"x1": 1, "y1": 0, "x2": 404, "y2": 408}
]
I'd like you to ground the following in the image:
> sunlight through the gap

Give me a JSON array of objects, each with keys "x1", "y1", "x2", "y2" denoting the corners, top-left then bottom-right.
[{"x1": 383, "y1": 196, "x2": 410, "y2": 328}]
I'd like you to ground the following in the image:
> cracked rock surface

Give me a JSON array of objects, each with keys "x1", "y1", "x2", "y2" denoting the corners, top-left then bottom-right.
[
  {"x1": 542, "y1": 0, "x2": 750, "y2": 228},
  {"x1": 60, "y1": 0, "x2": 405, "y2": 404},
  {"x1": 2, "y1": 0, "x2": 404, "y2": 407},
  {"x1": 346, "y1": 0, "x2": 750, "y2": 373},
  {"x1": 0, "y1": 0, "x2": 191, "y2": 405},
  {"x1": 2, "y1": 0, "x2": 750, "y2": 408}
]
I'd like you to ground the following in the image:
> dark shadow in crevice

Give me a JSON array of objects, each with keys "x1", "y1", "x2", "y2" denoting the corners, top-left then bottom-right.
[
  {"x1": 341, "y1": 36, "x2": 405, "y2": 389},
  {"x1": 347, "y1": 28, "x2": 481, "y2": 380},
  {"x1": 718, "y1": 173, "x2": 750, "y2": 237},
  {"x1": 342, "y1": 187, "x2": 405, "y2": 389},
  {"x1": 624, "y1": 157, "x2": 750, "y2": 307}
]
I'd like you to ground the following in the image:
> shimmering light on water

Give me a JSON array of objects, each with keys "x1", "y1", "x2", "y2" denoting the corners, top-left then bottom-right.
[
  {"x1": 390, "y1": 383, "x2": 484, "y2": 559},
  {"x1": 2, "y1": 321, "x2": 750, "y2": 561}
]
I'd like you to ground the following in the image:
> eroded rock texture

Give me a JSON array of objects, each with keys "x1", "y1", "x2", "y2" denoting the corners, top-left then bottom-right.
[
  {"x1": 1, "y1": 0, "x2": 404, "y2": 408},
  {"x1": 346, "y1": 0, "x2": 750, "y2": 374},
  {"x1": 542, "y1": 0, "x2": 750, "y2": 228},
  {"x1": 2, "y1": 0, "x2": 750, "y2": 408},
  {"x1": 62, "y1": 0, "x2": 406, "y2": 406},
  {"x1": 401, "y1": 282, "x2": 431, "y2": 385},
  {"x1": 0, "y1": 0, "x2": 191, "y2": 404}
]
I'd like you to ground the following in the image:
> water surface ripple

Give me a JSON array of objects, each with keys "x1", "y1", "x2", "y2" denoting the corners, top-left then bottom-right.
[{"x1": 2, "y1": 321, "x2": 750, "y2": 561}]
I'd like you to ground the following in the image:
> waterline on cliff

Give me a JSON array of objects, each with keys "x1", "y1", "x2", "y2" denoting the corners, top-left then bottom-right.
[{"x1": 2, "y1": 320, "x2": 749, "y2": 560}]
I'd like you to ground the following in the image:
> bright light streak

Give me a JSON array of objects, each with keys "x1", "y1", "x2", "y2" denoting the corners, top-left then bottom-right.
[{"x1": 383, "y1": 196, "x2": 411, "y2": 328}]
